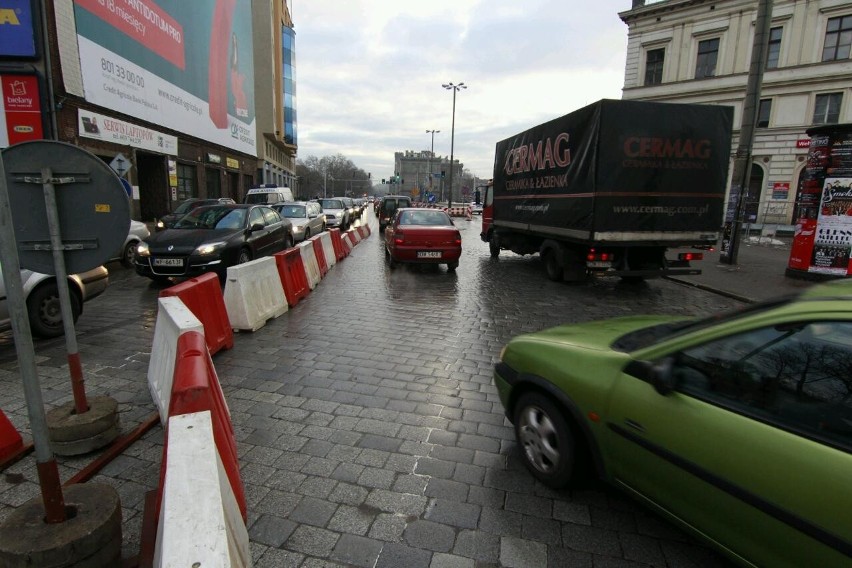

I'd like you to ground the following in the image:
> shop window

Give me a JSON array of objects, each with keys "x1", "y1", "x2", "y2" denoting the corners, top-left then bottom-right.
[{"x1": 176, "y1": 163, "x2": 197, "y2": 201}]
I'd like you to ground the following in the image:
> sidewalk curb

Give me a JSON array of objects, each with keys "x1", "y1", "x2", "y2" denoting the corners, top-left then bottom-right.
[{"x1": 663, "y1": 276, "x2": 756, "y2": 304}]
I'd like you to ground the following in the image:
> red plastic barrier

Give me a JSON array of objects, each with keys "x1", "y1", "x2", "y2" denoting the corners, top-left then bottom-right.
[
  {"x1": 329, "y1": 228, "x2": 348, "y2": 261},
  {"x1": 156, "y1": 331, "x2": 246, "y2": 523},
  {"x1": 0, "y1": 409, "x2": 24, "y2": 464},
  {"x1": 273, "y1": 248, "x2": 309, "y2": 307},
  {"x1": 357, "y1": 226, "x2": 369, "y2": 240},
  {"x1": 310, "y1": 236, "x2": 329, "y2": 278},
  {"x1": 159, "y1": 272, "x2": 233, "y2": 356}
]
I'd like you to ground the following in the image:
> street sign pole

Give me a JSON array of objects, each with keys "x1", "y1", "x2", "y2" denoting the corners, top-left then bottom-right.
[{"x1": 0, "y1": 153, "x2": 67, "y2": 523}]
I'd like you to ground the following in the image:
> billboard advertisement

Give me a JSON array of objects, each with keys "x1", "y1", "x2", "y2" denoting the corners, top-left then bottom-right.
[
  {"x1": 1, "y1": 74, "x2": 44, "y2": 147},
  {"x1": 0, "y1": 0, "x2": 37, "y2": 57},
  {"x1": 72, "y1": 0, "x2": 255, "y2": 155},
  {"x1": 78, "y1": 108, "x2": 178, "y2": 155}
]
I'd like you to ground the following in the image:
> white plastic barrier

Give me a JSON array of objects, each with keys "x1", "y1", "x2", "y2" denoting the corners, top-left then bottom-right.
[
  {"x1": 297, "y1": 241, "x2": 321, "y2": 290},
  {"x1": 148, "y1": 297, "x2": 204, "y2": 425},
  {"x1": 317, "y1": 232, "x2": 336, "y2": 269},
  {"x1": 350, "y1": 228, "x2": 362, "y2": 245},
  {"x1": 155, "y1": 411, "x2": 249, "y2": 568},
  {"x1": 223, "y1": 256, "x2": 288, "y2": 332}
]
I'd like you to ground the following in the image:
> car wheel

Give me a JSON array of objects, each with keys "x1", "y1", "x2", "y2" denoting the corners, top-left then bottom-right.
[
  {"x1": 489, "y1": 232, "x2": 500, "y2": 258},
  {"x1": 122, "y1": 240, "x2": 138, "y2": 268},
  {"x1": 304, "y1": 228, "x2": 311, "y2": 240},
  {"x1": 385, "y1": 248, "x2": 397, "y2": 269},
  {"x1": 27, "y1": 282, "x2": 81, "y2": 338},
  {"x1": 447, "y1": 261, "x2": 459, "y2": 272},
  {"x1": 514, "y1": 391, "x2": 575, "y2": 489},
  {"x1": 238, "y1": 248, "x2": 252, "y2": 264}
]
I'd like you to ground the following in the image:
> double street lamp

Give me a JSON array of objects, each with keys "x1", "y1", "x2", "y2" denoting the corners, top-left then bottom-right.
[
  {"x1": 442, "y1": 82, "x2": 466, "y2": 208},
  {"x1": 426, "y1": 129, "x2": 440, "y2": 203}
]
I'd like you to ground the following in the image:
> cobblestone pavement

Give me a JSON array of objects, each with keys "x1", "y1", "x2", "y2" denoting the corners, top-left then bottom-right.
[{"x1": 0, "y1": 211, "x2": 743, "y2": 567}]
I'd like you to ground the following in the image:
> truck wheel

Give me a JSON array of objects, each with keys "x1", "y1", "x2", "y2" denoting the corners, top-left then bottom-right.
[
  {"x1": 489, "y1": 232, "x2": 500, "y2": 258},
  {"x1": 27, "y1": 282, "x2": 81, "y2": 338},
  {"x1": 543, "y1": 250, "x2": 562, "y2": 282}
]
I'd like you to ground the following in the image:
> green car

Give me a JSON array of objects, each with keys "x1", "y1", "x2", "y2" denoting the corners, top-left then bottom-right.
[{"x1": 494, "y1": 279, "x2": 852, "y2": 568}]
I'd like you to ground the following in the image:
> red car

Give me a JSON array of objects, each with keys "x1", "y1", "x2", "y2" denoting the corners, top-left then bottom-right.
[{"x1": 384, "y1": 208, "x2": 462, "y2": 271}]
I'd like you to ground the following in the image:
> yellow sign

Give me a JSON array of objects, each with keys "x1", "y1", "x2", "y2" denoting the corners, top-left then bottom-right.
[
  {"x1": 226, "y1": 157, "x2": 239, "y2": 169},
  {"x1": 95, "y1": 204, "x2": 111, "y2": 213}
]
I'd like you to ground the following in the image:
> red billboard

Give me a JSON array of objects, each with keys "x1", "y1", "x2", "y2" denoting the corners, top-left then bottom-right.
[{"x1": 1, "y1": 74, "x2": 44, "y2": 146}]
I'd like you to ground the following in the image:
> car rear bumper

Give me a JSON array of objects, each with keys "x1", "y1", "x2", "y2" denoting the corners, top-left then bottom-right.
[{"x1": 390, "y1": 246, "x2": 461, "y2": 263}]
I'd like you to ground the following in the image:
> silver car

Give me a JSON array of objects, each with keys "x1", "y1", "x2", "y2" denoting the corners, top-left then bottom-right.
[
  {"x1": 316, "y1": 198, "x2": 350, "y2": 230},
  {"x1": 114, "y1": 220, "x2": 151, "y2": 267},
  {"x1": 273, "y1": 201, "x2": 326, "y2": 242},
  {"x1": 0, "y1": 262, "x2": 110, "y2": 338}
]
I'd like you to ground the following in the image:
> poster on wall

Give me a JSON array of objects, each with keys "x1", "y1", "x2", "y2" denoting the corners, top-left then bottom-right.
[
  {"x1": 0, "y1": 74, "x2": 44, "y2": 147},
  {"x1": 72, "y1": 0, "x2": 256, "y2": 156},
  {"x1": 78, "y1": 108, "x2": 178, "y2": 155},
  {"x1": 0, "y1": 0, "x2": 37, "y2": 57}
]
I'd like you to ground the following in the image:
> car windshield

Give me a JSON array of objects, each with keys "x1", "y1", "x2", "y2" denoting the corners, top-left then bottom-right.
[
  {"x1": 174, "y1": 206, "x2": 247, "y2": 230},
  {"x1": 399, "y1": 210, "x2": 451, "y2": 226},
  {"x1": 612, "y1": 295, "x2": 798, "y2": 352},
  {"x1": 319, "y1": 199, "x2": 343, "y2": 209},
  {"x1": 174, "y1": 200, "x2": 201, "y2": 215},
  {"x1": 279, "y1": 205, "x2": 306, "y2": 218}
]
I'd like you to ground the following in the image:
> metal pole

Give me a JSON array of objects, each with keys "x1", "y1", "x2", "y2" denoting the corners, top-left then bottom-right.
[
  {"x1": 448, "y1": 89, "x2": 457, "y2": 209},
  {"x1": 0, "y1": 155, "x2": 67, "y2": 523},
  {"x1": 720, "y1": 0, "x2": 773, "y2": 264},
  {"x1": 41, "y1": 167, "x2": 88, "y2": 414}
]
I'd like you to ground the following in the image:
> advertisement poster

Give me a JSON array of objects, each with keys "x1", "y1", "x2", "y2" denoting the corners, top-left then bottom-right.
[
  {"x1": 78, "y1": 108, "x2": 178, "y2": 155},
  {"x1": 0, "y1": 74, "x2": 44, "y2": 147},
  {"x1": 810, "y1": 177, "x2": 852, "y2": 275},
  {"x1": 72, "y1": 0, "x2": 255, "y2": 155},
  {"x1": 0, "y1": 0, "x2": 37, "y2": 57}
]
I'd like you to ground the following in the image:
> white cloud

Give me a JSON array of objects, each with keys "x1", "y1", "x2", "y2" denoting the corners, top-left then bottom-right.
[{"x1": 290, "y1": 1, "x2": 631, "y2": 179}]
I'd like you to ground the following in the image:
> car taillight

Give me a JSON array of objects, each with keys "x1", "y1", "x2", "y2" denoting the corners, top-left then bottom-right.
[
  {"x1": 394, "y1": 232, "x2": 405, "y2": 245},
  {"x1": 454, "y1": 233, "x2": 461, "y2": 246},
  {"x1": 586, "y1": 249, "x2": 612, "y2": 262},
  {"x1": 678, "y1": 252, "x2": 703, "y2": 261}
]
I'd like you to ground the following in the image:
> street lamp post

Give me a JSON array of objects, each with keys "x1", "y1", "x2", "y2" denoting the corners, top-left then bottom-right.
[
  {"x1": 442, "y1": 82, "x2": 466, "y2": 209},
  {"x1": 426, "y1": 129, "x2": 439, "y2": 204}
]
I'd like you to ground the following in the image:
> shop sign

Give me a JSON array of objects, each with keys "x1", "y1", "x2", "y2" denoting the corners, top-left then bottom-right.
[
  {"x1": 1, "y1": 74, "x2": 43, "y2": 146},
  {"x1": 796, "y1": 139, "x2": 810, "y2": 149},
  {"x1": 78, "y1": 109, "x2": 177, "y2": 155},
  {"x1": 226, "y1": 157, "x2": 239, "y2": 169},
  {"x1": 207, "y1": 153, "x2": 222, "y2": 164},
  {"x1": 771, "y1": 182, "x2": 789, "y2": 200}
]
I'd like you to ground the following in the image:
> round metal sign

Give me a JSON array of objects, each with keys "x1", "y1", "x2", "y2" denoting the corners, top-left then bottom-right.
[{"x1": 2, "y1": 141, "x2": 131, "y2": 275}]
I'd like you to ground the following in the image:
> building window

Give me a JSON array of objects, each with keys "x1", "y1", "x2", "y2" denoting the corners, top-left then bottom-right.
[
  {"x1": 695, "y1": 38, "x2": 720, "y2": 78},
  {"x1": 757, "y1": 99, "x2": 772, "y2": 128},
  {"x1": 822, "y1": 15, "x2": 852, "y2": 61},
  {"x1": 812, "y1": 93, "x2": 842, "y2": 125},
  {"x1": 644, "y1": 48, "x2": 665, "y2": 86},
  {"x1": 206, "y1": 167, "x2": 222, "y2": 198},
  {"x1": 176, "y1": 163, "x2": 197, "y2": 201},
  {"x1": 766, "y1": 27, "x2": 782, "y2": 69}
]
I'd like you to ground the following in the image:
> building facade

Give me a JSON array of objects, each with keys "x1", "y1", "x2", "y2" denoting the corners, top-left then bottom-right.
[
  {"x1": 252, "y1": 0, "x2": 298, "y2": 193},
  {"x1": 1, "y1": 0, "x2": 288, "y2": 222},
  {"x1": 619, "y1": 0, "x2": 852, "y2": 228},
  {"x1": 394, "y1": 150, "x2": 463, "y2": 202}
]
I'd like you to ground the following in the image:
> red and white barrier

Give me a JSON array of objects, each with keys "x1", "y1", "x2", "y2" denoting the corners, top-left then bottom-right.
[
  {"x1": 273, "y1": 248, "x2": 310, "y2": 307},
  {"x1": 154, "y1": 411, "x2": 249, "y2": 567},
  {"x1": 297, "y1": 241, "x2": 321, "y2": 290},
  {"x1": 349, "y1": 228, "x2": 362, "y2": 245},
  {"x1": 159, "y1": 273, "x2": 233, "y2": 356},
  {"x1": 223, "y1": 257, "x2": 288, "y2": 332},
  {"x1": 342, "y1": 231, "x2": 356, "y2": 252},
  {"x1": 317, "y1": 232, "x2": 337, "y2": 269},
  {"x1": 446, "y1": 206, "x2": 472, "y2": 219},
  {"x1": 310, "y1": 236, "x2": 329, "y2": 278},
  {"x1": 0, "y1": 409, "x2": 26, "y2": 466},
  {"x1": 148, "y1": 297, "x2": 204, "y2": 424}
]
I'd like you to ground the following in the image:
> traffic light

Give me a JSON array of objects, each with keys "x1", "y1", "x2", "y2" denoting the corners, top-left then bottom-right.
[{"x1": 382, "y1": 178, "x2": 385, "y2": 184}]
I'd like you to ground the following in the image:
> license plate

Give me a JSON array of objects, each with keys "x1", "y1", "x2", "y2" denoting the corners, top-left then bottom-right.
[
  {"x1": 417, "y1": 251, "x2": 442, "y2": 258},
  {"x1": 153, "y1": 258, "x2": 184, "y2": 267},
  {"x1": 587, "y1": 261, "x2": 611, "y2": 268}
]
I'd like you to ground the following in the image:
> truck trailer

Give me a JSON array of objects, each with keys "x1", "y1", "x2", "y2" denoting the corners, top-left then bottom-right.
[{"x1": 481, "y1": 99, "x2": 733, "y2": 282}]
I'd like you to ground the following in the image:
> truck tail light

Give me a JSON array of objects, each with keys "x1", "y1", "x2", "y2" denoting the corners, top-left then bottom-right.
[
  {"x1": 678, "y1": 252, "x2": 703, "y2": 261},
  {"x1": 586, "y1": 249, "x2": 612, "y2": 262}
]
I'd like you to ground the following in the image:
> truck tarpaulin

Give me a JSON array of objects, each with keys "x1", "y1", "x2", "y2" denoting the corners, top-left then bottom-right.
[{"x1": 492, "y1": 99, "x2": 733, "y2": 236}]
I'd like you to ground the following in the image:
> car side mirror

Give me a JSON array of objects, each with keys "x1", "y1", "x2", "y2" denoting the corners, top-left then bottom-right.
[
  {"x1": 624, "y1": 357, "x2": 677, "y2": 395},
  {"x1": 249, "y1": 222, "x2": 264, "y2": 232}
]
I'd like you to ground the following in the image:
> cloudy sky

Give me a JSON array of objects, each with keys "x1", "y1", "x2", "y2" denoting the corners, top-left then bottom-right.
[{"x1": 290, "y1": 1, "x2": 634, "y2": 180}]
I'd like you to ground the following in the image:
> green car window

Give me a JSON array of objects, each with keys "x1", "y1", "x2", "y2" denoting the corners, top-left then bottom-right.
[{"x1": 674, "y1": 321, "x2": 852, "y2": 453}]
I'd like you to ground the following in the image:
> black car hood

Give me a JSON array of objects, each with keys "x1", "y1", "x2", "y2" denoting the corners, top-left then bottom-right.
[{"x1": 145, "y1": 228, "x2": 242, "y2": 253}]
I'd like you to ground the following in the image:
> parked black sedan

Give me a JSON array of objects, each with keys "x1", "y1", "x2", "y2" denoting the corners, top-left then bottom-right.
[{"x1": 135, "y1": 204, "x2": 293, "y2": 283}]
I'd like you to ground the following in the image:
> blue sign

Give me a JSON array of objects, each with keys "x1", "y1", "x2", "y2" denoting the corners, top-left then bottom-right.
[
  {"x1": 120, "y1": 178, "x2": 132, "y2": 199},
  {"x1": 0, "y1": 0, "x2": 37, "y2": 58}
]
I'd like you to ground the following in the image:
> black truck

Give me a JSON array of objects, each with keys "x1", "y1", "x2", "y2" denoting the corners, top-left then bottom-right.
[{"x1": 481, "y1": 99, "x2": 733, "y2": 281}]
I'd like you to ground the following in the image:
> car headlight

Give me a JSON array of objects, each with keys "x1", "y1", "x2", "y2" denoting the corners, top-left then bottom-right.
[
  {"x1": 194, "y1": 241, "x2": 227, "y2": 255},
  {"x1": 155, "y1": 220, "x2": 165, "y2": 230},
  {"x1": 136, "y1": 242, "x2": 150, "y2": 257}
]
